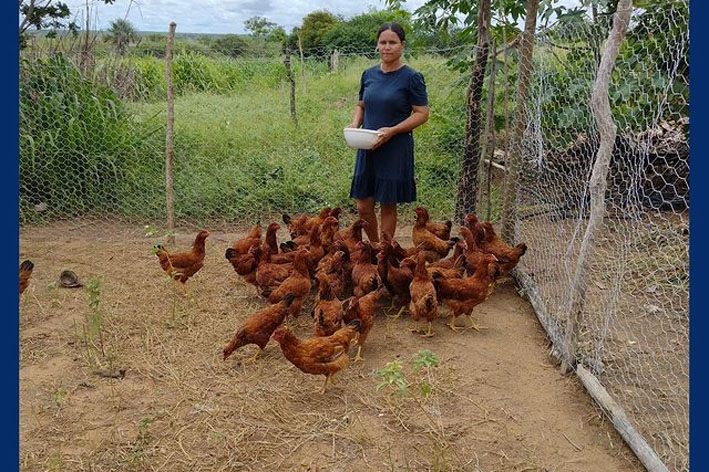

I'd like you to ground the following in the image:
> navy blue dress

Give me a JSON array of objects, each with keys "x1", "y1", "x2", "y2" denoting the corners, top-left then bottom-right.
[{"x1": 349, "y1": 64, "x2": 428, "y2": 204}]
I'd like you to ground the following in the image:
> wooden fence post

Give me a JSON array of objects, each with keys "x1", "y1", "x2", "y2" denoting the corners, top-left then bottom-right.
[
  {"x1": 297, "y1": 32, "x2": 306, "y2": 94},
  {"x1": 454, "y1": 0, "x2": 491, "y2": 223},
  {"x1": 479, "y1": 39, "x2": 497, "y2": 220},
  {"x1": 500, "y1": 0, "x2": 539, "y2": 242},
  {"x1": 560, "y1": 0, "x2": 633, "y2": 374},
  {"x1": 165, "y1": 22, "x2": 176, "y2": 245},
  {"x1": 284, "y1": 47, "x2": 297, "y2": 125}
]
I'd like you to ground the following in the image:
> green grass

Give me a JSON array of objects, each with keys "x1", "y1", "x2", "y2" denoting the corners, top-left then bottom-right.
[{"x1": 20, "y1": 52, "x2": 473, "y2": 224}]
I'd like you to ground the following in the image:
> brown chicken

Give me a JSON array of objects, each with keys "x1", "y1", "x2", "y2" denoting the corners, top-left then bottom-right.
[
  {"x1": 432, "y1": 253, "x2": 499, "y2": 332},
  {"x1": 417, "y1": 206, "x2": 452, "y2": 240},
  {"x1": 232, "y1": 223, "x2": 262, "y2": 255},
  {"x1": 457, "y1": 226, "x2": 488, "y2": 275},
  {"x1": 267, "y1": 248, "x2": 311, "y2": 317},
  {"x1": 476, "y1": 221, "x2": 527, "y2": 276},
  {"x1": 303, "y1": 224, "x2": 326, "y2": 277},
  {"x1": 335, "y1": 219, "x2": 368, "y2": 256},
  {"x1": 272, "y1": 319, "x2": 362, "y2": 393},
  {"x1": 313, "y1": 280, "x2": 344, "y2": 337},
  {"x1": 412, "y1": 207, "x2": 455, "y2": 260},
  {"x1": 430, "y1": 239, "x2": 468, "y2": 270},
  {"x1": 263, "y1": 223, "x2": 297, "y2": 264},
  {"x1": 225, "y1": 247, "x2": 259, "y2": 287},
  {"x1": 316, "y1": 248, "x2": 350, "y2": 300},
  {"x1": 223, "y1": 293, "x2": 296, "y2": 361},
  {"x1": 409, "y1": 252, "x2": 439, "y2": 337},
  {"x1": 252, "y1": 245, "x2": 293, "y2": 295},
  {"x1": 19, "y1": 260, "x2": 34, "y2": 295},
  {"x1": 376, "y1": 244, "x2": 414, "y2": 318},
  {"x1": 343, "y1": 287, "x2": 385, "y2": 362},
  {"x1": 283, "y1": 207, "x2": 331, "y2": 239},
  {"x1": 319, "y1": 216, "x2": 340, "y2": 253},
  {"x1": 351, "y1": 241, "x2": 381, "y2": 298},
  {"x1": 154, "y1": 230, "x2": 210, "y2": 284}
]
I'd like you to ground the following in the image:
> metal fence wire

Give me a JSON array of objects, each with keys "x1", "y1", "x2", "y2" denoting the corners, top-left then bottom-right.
[
  {"x1": 19, "y1": 2, "x2": 688, "y2": 470},
  {"x1": 512, "y1": 3, "x2": 688, "y2": 471}
]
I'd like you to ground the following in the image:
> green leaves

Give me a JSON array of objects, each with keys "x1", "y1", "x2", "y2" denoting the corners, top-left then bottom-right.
[
  {"x1": 375, "y1": 350, "x2": 441, "y2": 397},
  {"x1": 375, "y1": 360, "x2": 408, "y2": 395},
  {"x1": 412, "y1": 349, "x2": 440, "y2": 372}
]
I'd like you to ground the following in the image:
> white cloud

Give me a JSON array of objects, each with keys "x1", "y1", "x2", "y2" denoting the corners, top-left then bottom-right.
[{"x1": 85, "y1": 0, "x2": 585, "y2": 34}]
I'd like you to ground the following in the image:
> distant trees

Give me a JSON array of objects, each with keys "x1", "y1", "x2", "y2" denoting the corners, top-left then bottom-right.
[
  {"x1": 19, "y1": 0, "x2": 116, "y2": 48},
  {"x1": 244, "y1": 16, "x2": 277, "y2": 39},
  {"x1": 105, "y1": 18, "x2": 139, "y2": 55},
  {"x1": 299, "y1": 10, "x2": 340, "y2": 51},
  {"x1": 211, "y1": 34, "x2": 250, "y2": 57}
]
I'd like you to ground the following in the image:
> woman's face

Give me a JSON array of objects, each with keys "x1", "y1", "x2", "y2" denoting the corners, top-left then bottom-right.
[{"x1": 377, "y1": 29, "x2": 404, "y2": 64}]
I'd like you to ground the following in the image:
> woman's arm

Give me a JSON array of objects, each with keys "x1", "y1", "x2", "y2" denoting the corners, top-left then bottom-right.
[
  {"x1": 371, "y1": 104, "x2": 430, "y2": 150},
  {"x1": 348, "y1": 100, "x2": 365, "y2": 128}
]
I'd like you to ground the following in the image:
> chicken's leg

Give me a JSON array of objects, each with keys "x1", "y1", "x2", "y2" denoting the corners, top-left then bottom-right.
[
  {"x1": 422, "y1": 321, "x2": 435, "y2": 338},
  {"x1": 321, "y1": 375, "x2": 330, "y2": 394},
  {"x1": 446, "y1": 314, "x2": 464, "y2": 332},
  {"x1": 388, "y1": 305, "x2": 407, "y2": 320},
  {"x1": 353, "y1": 345, "x2": 364, "y2": 363},
  {"x1": 243, "y1": 347, "x2": 263, "y2": 363},
  {"x1": 465, "y1": 314, "x2": 484, "y2": 331}
]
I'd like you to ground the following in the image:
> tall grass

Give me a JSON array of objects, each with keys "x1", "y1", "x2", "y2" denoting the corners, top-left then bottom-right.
[{"x1": 20, "y1": 52, "x2": 469, "y2": 224}]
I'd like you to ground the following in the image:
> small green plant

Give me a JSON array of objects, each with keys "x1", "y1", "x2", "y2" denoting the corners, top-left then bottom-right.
[
  {"x1": 375, "y1": 350, "x2": 442, "y2": 399},
  {"x1": 375, "y1": 360, "x2": 408, "y2": 396}
]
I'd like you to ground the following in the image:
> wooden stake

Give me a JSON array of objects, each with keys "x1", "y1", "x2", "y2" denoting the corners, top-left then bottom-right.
[
  {"x1": 576, "y1": 365, "x2": 670, "y2": 472},
  {"x1": 165, "y1": 22, "x2": 176, "y2": 245},
  {"x1": 561, "y1": 0, "x2": 632, "y2": 373}
]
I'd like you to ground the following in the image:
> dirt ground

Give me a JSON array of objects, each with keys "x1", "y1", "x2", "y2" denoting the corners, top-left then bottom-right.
[{"x1": 20, "y1": 221, "x2": 643, "y2": 472}]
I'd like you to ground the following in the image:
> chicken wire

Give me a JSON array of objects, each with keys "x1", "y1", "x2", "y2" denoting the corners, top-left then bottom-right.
[
  {"x1": 19, "y1": 39, "x2": 471, "y2": 232},
  {"x1": 18, "y1": 6, "x2": 689, "y2": 470},
  {"x1": 506, "y1": 3, "x2": 689, "y2": 471}
]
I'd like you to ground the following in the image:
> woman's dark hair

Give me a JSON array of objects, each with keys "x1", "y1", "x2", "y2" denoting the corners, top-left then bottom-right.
[{"x1": 376, "y1": 22, "x2": 406, "y2": 42}]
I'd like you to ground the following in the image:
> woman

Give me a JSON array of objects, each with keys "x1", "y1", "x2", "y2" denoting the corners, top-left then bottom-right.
[{"x1": 348, "y1": 22, "x2": 429, "y2": 243}]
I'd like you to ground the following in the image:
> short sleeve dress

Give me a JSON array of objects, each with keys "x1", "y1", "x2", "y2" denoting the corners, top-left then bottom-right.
[{"x1": 349, "y1": 64, "x2": 428, "y2": 204}]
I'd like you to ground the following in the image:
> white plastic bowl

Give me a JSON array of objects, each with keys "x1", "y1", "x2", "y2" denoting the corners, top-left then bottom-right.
[{"x1": 343, "y1": 127, "x2": 380, "y2": 150}]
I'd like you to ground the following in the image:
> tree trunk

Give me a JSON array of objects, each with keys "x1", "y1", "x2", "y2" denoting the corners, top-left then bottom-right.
[
  {"x1": 560, "y1": 0, "x2": 633, "y2": 374},
  {"x1": 454, "y1": 0, "x2": 491, "y2": 223},
  {"x1": 478, "y1": 39, "x2": 497, "y2": 220},
  {"x1": 165, "y1": 22, "x2": 177, "y2": 245},
  {"x1": 500, "y1": 0, "x2": 540, "y2": 241}
]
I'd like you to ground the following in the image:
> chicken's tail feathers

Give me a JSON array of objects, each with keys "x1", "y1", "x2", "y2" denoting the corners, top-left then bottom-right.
[
  {"x1": 261, "y1": 289, "x2": 273, "y2": 298},
  {"x1": 346, "y1": 318, "x2": 362, "y2": 332},
  {"x1": 20, "y1": 260, "x2": 34, "y2": 272},
  {"x1": 282, "y1": 213, "x2": 292, "y2": 225},
  {"x1": 516, "y1": 242, "x2": 528, "y2": 255},
  {"x1": 283, "y1": 292, "x2": 296, "y2": 307},
  {"x1": 225, "y1": 248, "x2": 237, "y2": 260},
  {"x1": 317, "y1": 309, "x2": 325, "y2": 328}
]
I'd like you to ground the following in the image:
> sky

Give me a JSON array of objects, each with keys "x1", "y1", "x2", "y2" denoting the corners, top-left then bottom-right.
[
  {"x1": 69, "y1": 0, "x2": 582, "y2": 35},
  {"x1": 69, "y1": 0, "x2": 428, "y2": 34}
]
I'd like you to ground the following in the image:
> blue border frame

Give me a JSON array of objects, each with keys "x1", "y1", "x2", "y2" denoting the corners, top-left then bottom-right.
[
  {"x1": 5, "y1": 0, "x2": 19, "y2": 469},
  {"x1": 689, "y1": 0, "x2": 704, "y2": 470}
]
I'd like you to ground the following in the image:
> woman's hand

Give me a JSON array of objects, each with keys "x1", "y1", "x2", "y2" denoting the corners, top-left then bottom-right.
[{"x1": 372, "y1": 127, "x2": 396, "y2": 150}]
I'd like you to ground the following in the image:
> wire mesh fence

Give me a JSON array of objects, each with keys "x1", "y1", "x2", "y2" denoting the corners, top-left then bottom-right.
[
  {"x1": 20, "y1": 39, "x2": 474, "y2": 231},
  {"x1": 508, "y1": 2, "x2": 689, "y2": 471},
  {"x1": 19, "y1": 2, "x2": 689, "y2": 470}
]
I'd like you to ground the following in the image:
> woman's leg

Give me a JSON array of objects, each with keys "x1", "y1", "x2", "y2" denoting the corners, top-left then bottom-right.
[
  {"x1": 380, "y1": 203, "x2": 398, "y2": 240},
  {"x1": 356, "y1": 197, "x2": 379, "y2": 243}
]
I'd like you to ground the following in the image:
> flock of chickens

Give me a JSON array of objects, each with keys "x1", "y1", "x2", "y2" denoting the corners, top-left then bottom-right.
[{"x1": 152, "y1": 206, "x2": 528, "y2": 393}]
